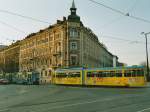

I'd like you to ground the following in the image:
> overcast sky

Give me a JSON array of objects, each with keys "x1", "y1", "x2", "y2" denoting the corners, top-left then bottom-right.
[{"x1": 0, "y1": 0, "x2": 150, "y2": 65}]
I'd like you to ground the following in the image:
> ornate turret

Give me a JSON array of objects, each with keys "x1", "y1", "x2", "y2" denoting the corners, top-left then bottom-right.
[{"x1": 68, "y1": 0, "x2": 80, "y2": 22}]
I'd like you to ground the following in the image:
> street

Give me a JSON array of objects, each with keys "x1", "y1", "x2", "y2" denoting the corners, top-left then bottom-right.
[{"x1": 0, "y1": 84, "x2": 150, "y2": 112}]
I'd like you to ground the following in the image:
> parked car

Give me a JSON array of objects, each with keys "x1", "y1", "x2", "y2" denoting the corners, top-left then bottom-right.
[{"x1": 0, "y1": 79, "x2": 9, "y2": 84}]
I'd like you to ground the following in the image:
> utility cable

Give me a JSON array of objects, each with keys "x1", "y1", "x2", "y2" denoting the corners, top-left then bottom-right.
[
  {"x1": 89, "y1": 0, "x2": 126, "y2": 15},
  {"x1": 100, "y1": 15, "x2": 124, "y2": 29},
  {"x1": 0, "y1": 20, "x2": 27, "y2": 34},
  {"x1": 89, "y1": 0, "x2": 150, "y2": 24},
  {"x1": 0, "y1": 9, "x2": 50, "y2": 24},
  {"x1": 101, "y1": 35, "x2": 148, "y2": 44}
]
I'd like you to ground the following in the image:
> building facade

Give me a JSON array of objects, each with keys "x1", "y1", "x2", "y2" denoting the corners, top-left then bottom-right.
[
  {"x1": 0, "y1": 41, "x2": 20, "y2": 74},
  {"x1": 0, "y1": 1, "x2": 120, "y2": 84}
]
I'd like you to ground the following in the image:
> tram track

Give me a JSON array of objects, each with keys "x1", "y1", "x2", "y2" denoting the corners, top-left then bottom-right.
[
  {"x1": 7, "y1": 93, "x2": 150, "y2": 112},
  {"x1": 0, "y1": 84, "x2": 150, "y2": 112}
]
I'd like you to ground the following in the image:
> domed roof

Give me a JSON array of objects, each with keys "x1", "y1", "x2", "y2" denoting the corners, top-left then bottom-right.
[{"x1": 68, "y1": 0, "x2": 80, "y2": 22}]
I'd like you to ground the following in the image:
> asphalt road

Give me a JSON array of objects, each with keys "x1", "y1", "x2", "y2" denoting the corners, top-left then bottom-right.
[{"x1": 0, "y1": 84, "x2": 150, "y2": 112}]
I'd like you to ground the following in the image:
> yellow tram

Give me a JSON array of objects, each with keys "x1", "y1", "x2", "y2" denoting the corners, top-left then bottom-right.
[
  {"x1": 53, "y1": 68, "x2": 83, "y2": 85},
  {"x1": 85, "y1": 66, "x2": 146, "y2": 87},
  {"x1": 53, "y1": 66, "x2": 147, "y2": 87}
]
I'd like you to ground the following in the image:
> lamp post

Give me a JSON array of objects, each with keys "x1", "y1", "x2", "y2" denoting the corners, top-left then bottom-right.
[{"x1": 141, "y1": 32, "x2": 150, "y2": 81}]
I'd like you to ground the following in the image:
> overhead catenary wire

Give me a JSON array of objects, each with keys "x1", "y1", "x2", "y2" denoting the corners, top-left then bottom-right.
[
  {"x1": 1, "y1": 34, "x2": 17, "y2": 42},
  {"x1": 0, "y1": 19, "x2": 148, "y2": 45},
  {"x1": 100, "y1": 15, "x2": 124, "y2": 29},
  {"x1": 129, "y1": 15, "x2": 150, "y2": 24},
  {"x1": 99, "y1": 0, "x2": 138, "y2": 30},
  {"x1": 0, "y1": 9, "x2": 51, "y2": 24},
  {"x1": 0, "y1": 20, "x2": 27, "y2": 34},
  {"x1": 88, "y1": 0, "x2": 126, "y2": 15},
  {"x1": 88, "y1": 0, "x2": 150, "y2": 24},
  {"x1": 99, "y1": 0, "x2": 139, "y2": 31},
  {"x1": 101, "y1": 35, "x2": 149, "y2": 44},
  {"x1": 0, "y1": 20, "x2": 147, "y2": 45}
]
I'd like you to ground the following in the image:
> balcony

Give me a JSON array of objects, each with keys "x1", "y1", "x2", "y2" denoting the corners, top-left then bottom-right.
[{"x1": 53, "y1": 51, "x2": 61, "y2": 56}]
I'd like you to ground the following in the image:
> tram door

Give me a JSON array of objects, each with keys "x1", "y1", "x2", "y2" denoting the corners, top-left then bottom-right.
[{"x1": 82, "y1": 69, "x2": 85, "y2": 85}]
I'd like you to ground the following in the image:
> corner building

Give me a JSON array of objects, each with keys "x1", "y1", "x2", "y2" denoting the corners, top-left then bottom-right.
[{"x1": 19, "y1": 1, "x2": 117, "y2": 84}]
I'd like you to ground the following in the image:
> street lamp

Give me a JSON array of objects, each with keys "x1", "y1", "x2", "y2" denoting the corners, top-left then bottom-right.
[{"x1": 141, "y1": 32, "x2": 150, "y2": 81}]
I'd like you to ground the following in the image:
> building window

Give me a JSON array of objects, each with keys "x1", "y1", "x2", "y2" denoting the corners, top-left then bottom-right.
[
  {"x1": 49, "y1": 70, "x2": 51, "y2": 77},
  {"x1": 41, "y1": 71, "x2": 43, "y2": 77},
  {"x1": 49, "y1": 59, "x2": 52, "y2": 65},
  {"x1": 71, "y1": 56, "x2": 77, "y2": 65},
  {"x1": 69, "y1": 28, "x2": 79, "y2": 37},
  {"x1": 70, "y1": 42, "x2": 77, "y2": 50},
  {"x1": 55, "y1": 33, "x2": 60, "y2": 40},
  {"x1": 45, "y1": 71, "x2": 47, "y2": 76},
  {"x1": 49, "y1": 35, "x2": 53, "y2": 41}
]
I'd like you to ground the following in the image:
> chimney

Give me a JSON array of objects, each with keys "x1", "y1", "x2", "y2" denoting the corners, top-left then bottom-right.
[
  {"x1": 57, "y1": 20, "x2": 62, "y2": 24},
  {"x1": 63, "y1": 17, "x2": 66, "y2": 21}
]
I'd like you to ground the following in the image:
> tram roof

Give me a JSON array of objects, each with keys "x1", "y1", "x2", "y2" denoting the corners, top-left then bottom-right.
[
  {"x1": 86, "y1": 65, "x2": 144, "y2": 71},
  {"x1": 55, "y1": 66, "x2": 144, "y2": 72},
  {"x1": 55, "y1": 67, "x2": 84, "y2": 72}
]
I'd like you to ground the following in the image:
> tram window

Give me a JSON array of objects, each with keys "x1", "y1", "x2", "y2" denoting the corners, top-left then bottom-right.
[
  {"x1": 107, "y1": 71, "x2": 111, "y2": 77},
  {"x1": 93, "y1": 72, "x2": 98, "y2": 77},
  {"x1": 100, "y1": 72, "x2": 103, "y2": 77},
  {"x1": 66, "y1": 73, "x2": 71, "y2": 77},
  {"x1": 87, "y1": 72, "x2": 93, "y2": 77},
  {"x1": 95, "y1": 73, "x2": 99, "y2": 77},
  {"x1": 94, "y1": 72, "x2": 98, "y2": 77},
  {"x1": 56, "y1": 74, "x2": 60, "y2": 78},
  {"x1": 131, "y1": 70, "x2": 137, "y2": 77},
  {"x1": 96, "y1": 72, "x2": 102, "y2": 77},
  {"x1": 105, "y1": 71, "x2": 110, "y2": 77},
  {"x1": 77, "y1": 72, "x2": 81, "y2": 77},
  {"x1": 65, "y1": 73, "x2": 69, "y2": 77},
  {"x1": 75, "y1": 73, "x2": 80, "y2": 77},
  {"x1": 101, "y1": 72, "x2": 107, "y2": 77},
  {"x1": 64, "y1": 74, "x2": 67, "y2": 77},
  {"x1": 141, "y1": 70, "x2": 144, "y2": 76},
  {"x1": 70, "y1": 73, "x2": 74, "y2": 77},
  {"x1": 70, "y1": 72, "x2": 80, "y2": 77},
  {"x1": 100, "y1": 72, "x2": 104, "y2": 77},
  {"x1": 56, "y1": 73, "x2": 59, "y2": 78},
  {"x1": 56, "y1": 73, "x2": 67, "y2": 78},
  {"x1": 110, "y1": 71, "x2": 115, "y2": 77},
  {"x1": 107, "y1": 71, "x2": 114, "y2": 77},
  {"x1": 137, "y1": 70, "x2": 144, "y2": 76},
  {"x1": 116, "y1": 71, "x2": 122, "y2": 77},
  {"x1": 68, "y1": 72, "x2": 77, "y2": 78},
  {"x1": 71, "y1": 73, "x2": 74, "y2": 77},
  {"x1": 124, "y1": 70, "x2": 131, "y2": 77},
  {"x1": 87, "y1": 72, "x2": 96, "y2": 77}
]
